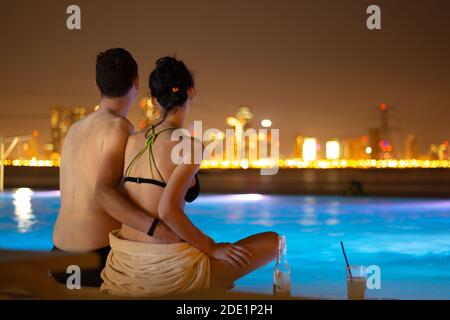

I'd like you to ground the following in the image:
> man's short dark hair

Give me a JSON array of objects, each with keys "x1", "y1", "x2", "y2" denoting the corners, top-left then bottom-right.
[{"x1": 96, "y1": 48, "x2": 138, "y2": 97}]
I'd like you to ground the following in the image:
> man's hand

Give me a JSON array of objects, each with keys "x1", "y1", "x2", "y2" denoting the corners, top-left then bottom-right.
[
  {"x1": 94, "y1": 117, "x2": 158, "y2": 233},
  {"x1": 152, "y1": 220, "x2": 182, "y2": 244}
]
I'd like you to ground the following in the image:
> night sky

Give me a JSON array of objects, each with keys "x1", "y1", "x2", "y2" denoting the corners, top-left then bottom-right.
[{"x1": 0, "y1": 0, "x2": 449, "y2": 156}]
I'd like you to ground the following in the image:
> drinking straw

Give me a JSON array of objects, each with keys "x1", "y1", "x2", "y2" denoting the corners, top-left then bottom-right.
[{"x1": 340, "y1": 241, "x2": 353, "y2": 281}]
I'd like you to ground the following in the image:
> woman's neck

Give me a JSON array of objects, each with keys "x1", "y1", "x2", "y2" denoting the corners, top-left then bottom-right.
[
  {"x1": 159, "y1": 119, "x2": 181, "y2": 129},
  {"x1": 156, "y1": 109, "x2": 186, "y2": 129}
]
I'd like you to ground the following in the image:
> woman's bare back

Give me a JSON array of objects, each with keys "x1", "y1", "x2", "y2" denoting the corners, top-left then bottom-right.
[{"x1": 119, "y1": 127, "x2": 194, "y2": 244}]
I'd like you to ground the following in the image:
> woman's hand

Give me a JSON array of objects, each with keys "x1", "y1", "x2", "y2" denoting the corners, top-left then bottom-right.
[{"x1": 209, "y1": 243, "x2": 252, "y2": 268}]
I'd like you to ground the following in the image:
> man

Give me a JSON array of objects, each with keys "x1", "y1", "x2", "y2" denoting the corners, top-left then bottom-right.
[{"x1": 52, "y1": 48, "x2": 178, "y2": 287}]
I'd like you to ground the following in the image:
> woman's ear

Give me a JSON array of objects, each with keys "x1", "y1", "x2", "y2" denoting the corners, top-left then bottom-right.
[
  {"x1": 151, "y1": 96, "x2": 159, "y2": 107},
  {"x1": 187, "y1": 87, "x2": 196, "y2": 100}
]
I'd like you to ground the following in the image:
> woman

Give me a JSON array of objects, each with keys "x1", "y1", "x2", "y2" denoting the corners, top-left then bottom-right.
[{"x1": 101, "y1": 57, "x2": 278, "y2": 297}]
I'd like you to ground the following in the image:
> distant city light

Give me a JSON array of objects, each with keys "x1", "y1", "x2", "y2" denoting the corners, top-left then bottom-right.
[
  {"x1": 326, "y1": 140, "x2": 340, "y2": 160},
  {"x1": 258, "y1": 131, "x2": 266, "y2": 141},
  {"x1": 3, "y1": 158, "x2": 450, "y2": 169},
  {"x1": 240, "y1": 159, "x2": 249, "y2": 169},
  {"x1": 3, "y1": 158, "x2": 58, "y2": 167},
  {"x1": 226, "y1": 117, "x2": 238, "y2": 126},
  {"x1": 303, "y1": 138, "x2": 317, "y2": 161},
  {"x1": 261, "y1": 119, "x2": 272, "y2": 128},
  {"x1": 2, "y1": 104, "x2": 448, "y2": 174},
  {"x1": 214, "y1": 131, "x2": 225, "y2": 140}
]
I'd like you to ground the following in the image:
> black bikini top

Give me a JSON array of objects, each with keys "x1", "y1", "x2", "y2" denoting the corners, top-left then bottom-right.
[{"x1": 124, "y1": 126, "x2": 200, "y2": 203}]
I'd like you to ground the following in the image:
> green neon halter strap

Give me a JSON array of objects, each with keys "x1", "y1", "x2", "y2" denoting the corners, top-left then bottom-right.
[{"x1": 124, "y1": 125, "x2": 176, "y2": 182}]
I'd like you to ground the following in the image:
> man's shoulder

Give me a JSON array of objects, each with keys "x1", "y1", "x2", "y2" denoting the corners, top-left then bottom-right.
[
  {"x1": 69, "y1": 112, "x2": 133, "y2": 133},
  {"x1": 92, "y1": 114, "x2": 134, "y2": 140},
  {"x1": 104, "y1": 114, "x2": 134, "y2": 132}
]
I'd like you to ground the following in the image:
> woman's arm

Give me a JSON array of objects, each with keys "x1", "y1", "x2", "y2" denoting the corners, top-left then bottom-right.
[{"x1": 158, "y1": 138, "x2": 251, "y2": 267}]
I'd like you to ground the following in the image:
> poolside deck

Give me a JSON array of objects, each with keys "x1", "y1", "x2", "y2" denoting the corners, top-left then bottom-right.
[{"x1": 0, "y1": 249, "x2": 314, "y2": 300}]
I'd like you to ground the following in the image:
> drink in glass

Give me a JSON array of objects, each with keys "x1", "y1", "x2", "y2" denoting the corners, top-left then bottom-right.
[{"x1": 346, "y1": 265, "x2": 367, "y2": 300}]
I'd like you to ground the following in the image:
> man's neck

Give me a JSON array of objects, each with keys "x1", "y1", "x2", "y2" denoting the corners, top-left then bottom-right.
[{"x1": 98, "y1": 96, "x2": 131, "y2": 117}]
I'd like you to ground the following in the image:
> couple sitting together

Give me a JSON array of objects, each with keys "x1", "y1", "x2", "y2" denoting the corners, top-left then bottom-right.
[{"x1": 52, "y1": 48, "x2": 278, "y2": 297}]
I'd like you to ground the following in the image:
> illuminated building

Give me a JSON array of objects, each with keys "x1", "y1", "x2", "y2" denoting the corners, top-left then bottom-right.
[
  {"x1": 405, "y1": 134, "x2": 419, "y2": 159},
  {"x1": 72, "y1": 107, "x2": 86, "y2": 122},
  {"x1": 326, "y1": 140, "x2": 340, "y2": 160},
  {"x1": 443, "y1": 141, "x2": 449, "y2": 160},
  {"x1": 50, "y1": 107, "x2": 86, "y2": 154},
  {"x1": 378, "y1": 103, "x2": 393, "y2": 159},
  {"x1": 303, "y1": 138, "x2": 317, "y2": 161},
  {"x1": 342, "y1": 138, "x2": 365, "y2": 160},
  {"x1": 23, "y1": 130, "x2": 39, "y2": 159},
  {"x1": 139, "y1": 97, "x2": 161, "y2": 128},
  {"x1": 379, "y1": 139, "x2": 393, "y2": 159},
  {"x1": 369, "y1": 128, "x2": 381, "y2": 159},
  {"x1": 2, "y1": 104, "x2": 447, "y2": 171},
  {"x1": 226, "y1": 106, "x2": 254, "y2": 162},
  {"x1": 429, "y1": 141, "x2": 449, "y2": 160},
  {"x1": 295, "y1": 135, "x2": 304, "y2": 159}
]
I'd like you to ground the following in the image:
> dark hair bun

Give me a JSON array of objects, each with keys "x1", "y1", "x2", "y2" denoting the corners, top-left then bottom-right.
[{"x1": 149, "y1": 56, "x2": 194, "y2": 110}]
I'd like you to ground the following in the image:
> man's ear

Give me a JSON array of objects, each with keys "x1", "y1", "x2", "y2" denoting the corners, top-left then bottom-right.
[
  {"x1": 95, "y1": 82, "x2": 101, "y2": 94},
  {"x1": 187, "y1": 87, "x2": 196, "y2": 100},
  {"x1": 134, "y1": 76, "x2": 139, "y2": 90}
]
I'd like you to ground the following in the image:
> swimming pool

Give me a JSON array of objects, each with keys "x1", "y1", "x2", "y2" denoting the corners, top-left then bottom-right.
[{"x1": 0, "y1": 188, "x2": 449, "y2": 299}]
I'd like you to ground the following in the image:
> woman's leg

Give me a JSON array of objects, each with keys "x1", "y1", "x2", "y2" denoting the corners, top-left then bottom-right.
[{"x1": 209, "y1": 231, "x2": 279, "y2": 290}]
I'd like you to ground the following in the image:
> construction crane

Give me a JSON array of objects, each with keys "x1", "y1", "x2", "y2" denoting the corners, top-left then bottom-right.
[{"x1": 0, "y1": 135, "x2": 32, "y2": 192}]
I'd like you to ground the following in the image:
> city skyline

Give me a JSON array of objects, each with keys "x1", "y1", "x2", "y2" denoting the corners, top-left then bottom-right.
[
  {"x1": 0, "y1": 0, "x2": 449, "y2": 156},
  {"x1": 2, "y1": 103, "x2": 448, "y2": 164}
]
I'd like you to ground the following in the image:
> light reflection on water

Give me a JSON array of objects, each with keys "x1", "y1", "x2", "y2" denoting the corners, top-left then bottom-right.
[
  {"x1": 12, "y1": 188, "x2": 36, "y2": 233},
  {"x1": 0, "y1": 191, "x2": 449, "y2": 299}
]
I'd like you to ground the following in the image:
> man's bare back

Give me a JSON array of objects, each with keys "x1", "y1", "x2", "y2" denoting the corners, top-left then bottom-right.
[{"x1": 53, "y1": 110, "x2": 128, "y2": 251}]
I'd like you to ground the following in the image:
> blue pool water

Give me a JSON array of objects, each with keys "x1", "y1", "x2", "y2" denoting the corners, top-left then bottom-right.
[{"x1": 0, "y1": 188, "x2": 449, "y2": 299}]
